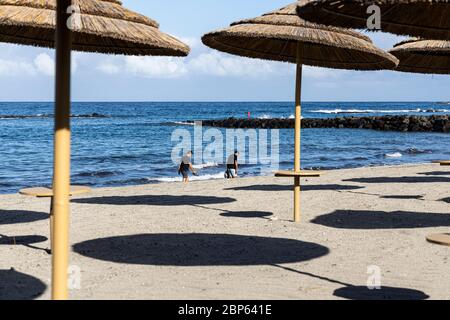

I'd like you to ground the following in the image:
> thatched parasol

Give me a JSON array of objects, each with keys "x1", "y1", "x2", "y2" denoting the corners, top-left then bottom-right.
[
  {"x1": 0, "y1": 0, "x2": 189, "y2": 300},
  {"x1": 389, "y1": 39, "x2": 450, "y2": 74},
  {"x1": 0, "y1": 0, "x2": 190, "y2": 55},
  {"x1": 202, "y1": 1, "x2": 398, "y2": 223},
  {"x1": 297, "y1": 0, "x2": 450, "y2": 41}
]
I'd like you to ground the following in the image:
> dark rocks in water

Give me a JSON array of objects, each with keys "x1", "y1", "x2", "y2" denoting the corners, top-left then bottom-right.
[
  {"x1": 196, "y1": 115, "x2": 450, "y2": 133},
  {"x1": 71, "y1": 113, "x2": 108, "y2": 118}
]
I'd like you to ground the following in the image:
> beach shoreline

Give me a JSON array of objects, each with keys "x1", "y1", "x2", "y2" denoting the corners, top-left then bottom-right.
[
  {"x1": 1, "y1": 163, "x2": 449, "y2": 300},
  {"x1": 0, "y1": 162, "x2": 440, "y2": 196}
]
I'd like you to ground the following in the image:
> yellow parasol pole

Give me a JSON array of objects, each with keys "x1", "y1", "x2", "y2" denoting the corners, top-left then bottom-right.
[
  {"x1": 294, "y1": 42, "x2": 303, "y2": 223},
  {"x1": 52, "y1": 0, "x2": 72, "y2": 300}
]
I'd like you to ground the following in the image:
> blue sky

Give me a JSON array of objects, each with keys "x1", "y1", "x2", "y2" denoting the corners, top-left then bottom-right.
[{"x1": 0, "y1": 0, "x2": 449, "y2": 102}]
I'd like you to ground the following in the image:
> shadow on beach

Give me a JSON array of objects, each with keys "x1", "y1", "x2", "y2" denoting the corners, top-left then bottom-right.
[
  {"x1": 441, "y1": 197, "x2": 450, "y2": 204},
  {"x1": 190, "y1": 204, "x2": 275, "y2": 220},
  {"x1": 0, "y1": 234, "x2": 49, "y2": 253},
  {"x1": 0, "y1": 210, "x2": 48, "y2": 225},
  {"x1": 73, "y1": 233, "x2": 329, "y2": 266},
  {"x1": 311, "y1": 210, "x2": 450, "y2": 229},
  {"x1": 344, "y1": 176, "x2": 450, "y2": 184},
  {"x1": 273, "y1": 265, "x2": 429, "y2": 300},
  {"x1": 0, "y1": 269, "x2": 46, "y2": 300},
  {"x1": 220, "y1": 211, "x2": 273, "y2": 218},
  {"x1": 224, "y1": 184, "x2": 364, "y2": 192},
  {"x1": 72, "y1": 195, "x2": 236, "y2": 206},
  {"x1": 418, "y1": 171, "x2": 450, "y2": 176},
  {"x1": 333, "y1": 286, "x2": 429, "y2": 300},
  {"x1": 380, "y1": 195, "x2": 424, "y2": 200},
  {"x1": 0, "y1": 235, "x2": 47, "y2": 246}
]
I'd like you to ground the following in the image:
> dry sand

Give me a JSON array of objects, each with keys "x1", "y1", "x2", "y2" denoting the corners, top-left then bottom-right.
[{"x1": 0, "y1": 163, "x2": 449, "y2": 300}]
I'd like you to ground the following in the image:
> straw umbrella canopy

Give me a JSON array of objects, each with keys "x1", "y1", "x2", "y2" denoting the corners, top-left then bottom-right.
[
  {"x1": 389, "y1": 39, "x2": 450, "y2": 247},
  {"x1": 202, "y1": 1, "x2": 398, "y2": 224},
  {"x1": 389, "y1": 39, "x2": 450, "y2": 74},
  {"x1": 0, "y1": 0, "x2": 189, "y2": 300},
  {"x1": 0, "y1": 0, "x2": 189, "y2": 55},
  {"x1": 296, "y1": 0, "x2": 450, "y2": 41}
]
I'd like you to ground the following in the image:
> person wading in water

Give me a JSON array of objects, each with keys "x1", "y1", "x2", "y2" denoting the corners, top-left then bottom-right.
[
  {"x1": 178, "y1": 151, "x2": 196, "y2": 183},
  {"x1": 225, "y1": 151, "x2": 239, "y2": 179}
]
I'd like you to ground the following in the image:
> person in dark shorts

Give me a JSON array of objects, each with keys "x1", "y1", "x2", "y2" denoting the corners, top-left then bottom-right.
[
  {"x1": 178, "y1": 151, "x2": 195, "y2": 183},
  {"x1": 225, "y1": 151, "x2": 239, "y2": 179}
]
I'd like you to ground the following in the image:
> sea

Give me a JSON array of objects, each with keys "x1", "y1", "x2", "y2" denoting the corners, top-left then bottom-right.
[{"x1": 0, "y1": 101, "x2": 449, "y2": 194}]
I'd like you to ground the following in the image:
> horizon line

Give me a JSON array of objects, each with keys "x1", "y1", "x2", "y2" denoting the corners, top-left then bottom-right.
[{"x1": 0, "y1": 100, "x2": 448, "y2": 103}]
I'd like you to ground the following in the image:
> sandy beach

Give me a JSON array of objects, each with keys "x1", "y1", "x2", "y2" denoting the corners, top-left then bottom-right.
[{"x1": 0, "y1": 163, "x2": 449, "y2": 300}]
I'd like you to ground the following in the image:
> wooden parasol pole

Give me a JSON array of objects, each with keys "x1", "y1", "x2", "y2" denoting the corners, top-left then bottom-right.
[
  {"x1": 294, "y1": 42, "x2": 303, "y2": 223},
  {"x1": 52, "y1": 0, "x2": 72, "y2": 300}
]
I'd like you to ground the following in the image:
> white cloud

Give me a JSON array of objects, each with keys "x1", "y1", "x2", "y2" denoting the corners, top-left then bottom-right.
[
  {"x1": 178, "y1": 36, "x2": 201, "y2": 49},
  {"x1": 95, "y1": 49, "x2": 294, "y2": 79},
  {"x1": 0, "y1": 59, "x2": 36, "y2": 76},
  {"x1": 34, "y1": 53, "x2": 54, "y2": 76},
  {"x1": 0, "y1": 53, "x2": 57, "y2": 77},
  {"x1": 97, "y1": 60, "x2": 121, "y2": 75},
  {"x1": 303, "y1": 66, "x2": 345, "y2": 79},
  {"x1": 125, "y1": 56, "x2": 188, "y2": 78},
  {"x1": 187, "y1": 51, "x2": 292, "y2": 77}
]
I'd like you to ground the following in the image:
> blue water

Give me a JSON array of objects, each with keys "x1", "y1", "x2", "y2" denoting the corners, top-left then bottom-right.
[{"x1": 0, "y1": 101, "x2": 449, "y2": 194}]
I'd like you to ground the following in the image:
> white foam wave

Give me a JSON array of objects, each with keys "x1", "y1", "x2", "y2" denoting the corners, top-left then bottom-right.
[
  {"x1": 173, "y1": 121, "x2": 195, "y2": 126},
  {"x1": 385, "y1": 152, "x2": 402, "y2": 158},
  {"x1": 311, "y1": 108, "x2": 449, "y2": 114},
  {"x1": 258, "y1": 114, "x2": 298, "y2": 119},
  {"x1": 152, "y1": 172, "x2": 225, "y2": 183},
  {"x1": 192, "y1": 162, "x2": 219, "y2": 169}
]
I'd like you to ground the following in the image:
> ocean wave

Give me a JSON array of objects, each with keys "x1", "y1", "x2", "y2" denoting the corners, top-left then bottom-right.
[
  {"x1": 0, "y1": 113, "x2": 109, "y2": 119},
  {"x1": 257, "y1": 114, "x2": 299, "y2": 119},
  {"x1": 74, "y1": 170, "x2": 120, "y2": 178},
  {"x1": 310, "y1": 108, "x2": 449, "y2": 114},
  {"x1": 152, "y1": 172, "x2": 225, "y2": 183},
  {"x1": 192, "y1": 162, "x2": 219, "y2": 169},
  {"x1": 172, "y1": 121, "x2": 195, "y2": 126},
  {"x1": 385, "y1": 152, "x2": 402, "y2": 158},
  {"x1": 352, "y1": 156, "x2": 369, "y2": 161},
  {"x1": 103, "y1": 177, "x2": 153, "y2": 186}
]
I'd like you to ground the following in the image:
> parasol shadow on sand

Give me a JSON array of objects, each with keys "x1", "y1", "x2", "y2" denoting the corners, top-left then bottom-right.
[
  {"x1": 0, "y1": 269, "x2": 47, "y2": 300},
  {"x1": 273, "y1": 264, "x2": 429, "y2": 300},
  {"x1": 333, "y1": 286, "x2": 429, "y2": 300},
  {"x1": 0, "y1": 210, "x2": 48, "y2": 225},
  {"x1": 0, "y1": 234, "x2": 50, "y2": 253},
  {"x1": 311, "y1": 210, "x2": 450, "y2": 229},
  {"x1": 344, "y1": 176, "x2": 450, "y2": 184},
  {"x1": 224, "y1": 184, "x2": 364, "y2": 192},
  {"x1": 73, "y1": 233, "x2": 329, "y2": 266},
  {"x1": 418, "y1": 171, "x2": 450, "y2": 176},
  {"x1": 72, "y1": 195, "x2": 236, "y2": 206}
]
